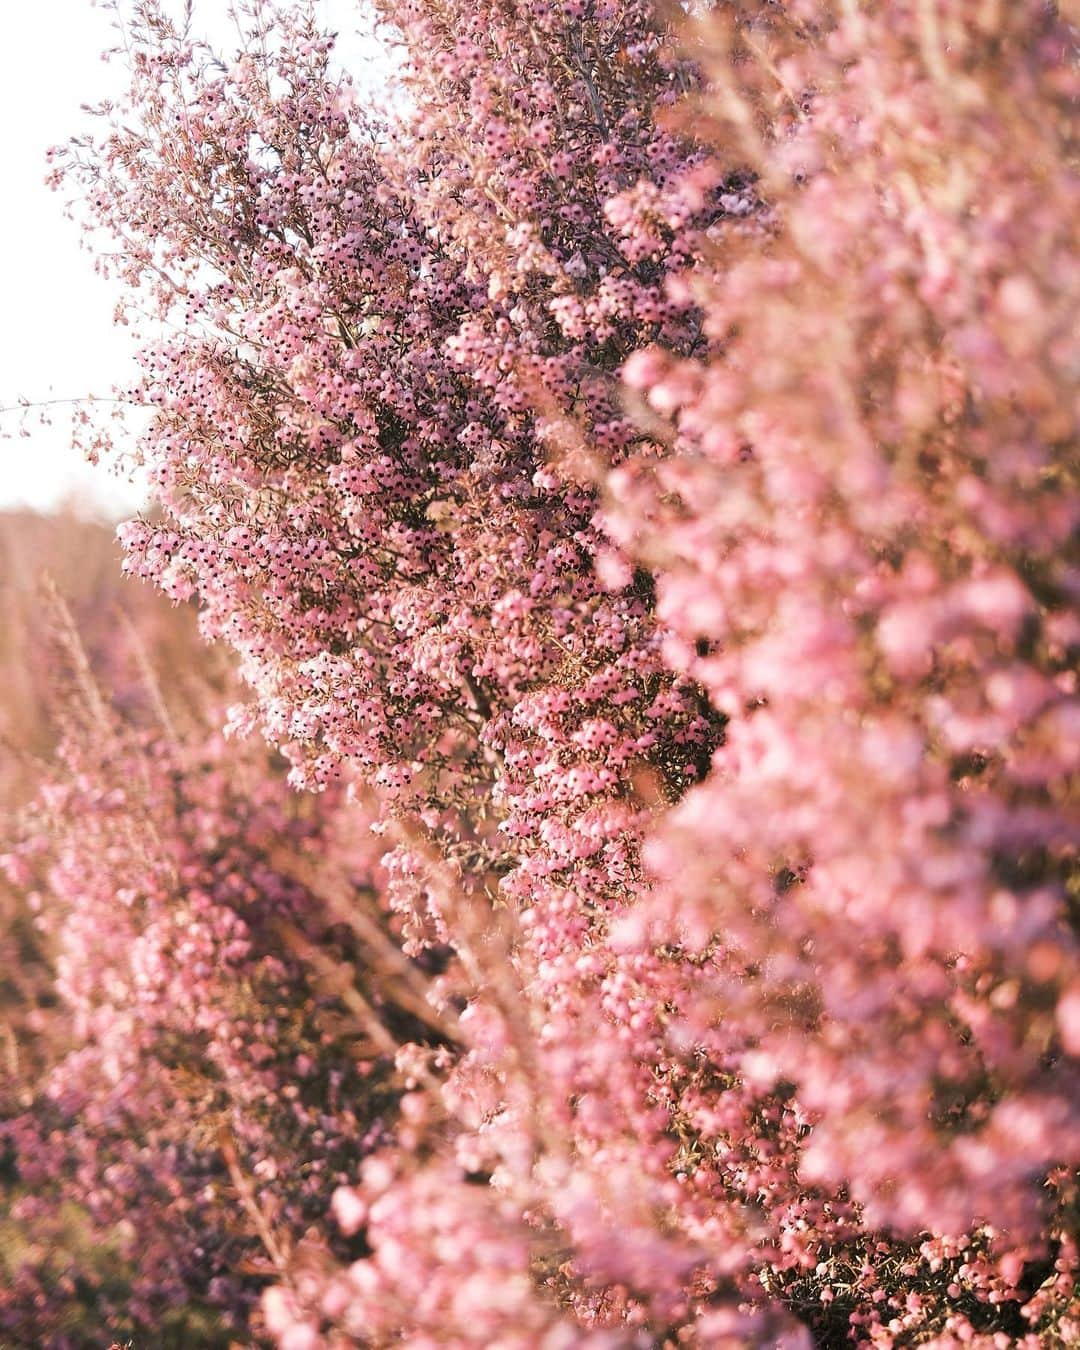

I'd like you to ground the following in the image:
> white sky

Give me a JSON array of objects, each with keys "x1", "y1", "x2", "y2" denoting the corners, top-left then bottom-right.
[{"x1": 0, "y1": 0, "x2": 385, "y2": 521}]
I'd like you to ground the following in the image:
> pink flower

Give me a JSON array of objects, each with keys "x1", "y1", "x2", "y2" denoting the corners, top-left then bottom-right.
[{"x1": 331, "y1": 1186, "x2": 368, "y2": 1237}]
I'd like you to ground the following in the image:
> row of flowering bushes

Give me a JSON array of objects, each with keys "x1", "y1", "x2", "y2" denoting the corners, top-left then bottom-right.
[{"x1": 2, "y1": 0, "x2": 1077, "y2": 1344}]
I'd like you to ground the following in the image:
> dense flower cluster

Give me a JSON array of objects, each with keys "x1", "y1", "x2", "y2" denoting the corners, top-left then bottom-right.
[
  {"x1": 607, "y1": 0, "x2": 1080, "y2": 1239},
  {"x1": 0, "y1": 643, "x2": 399, "y2": 1346},
  {"x1": 15, "y1": 0, "x2": 1078, "y2": 1344}
]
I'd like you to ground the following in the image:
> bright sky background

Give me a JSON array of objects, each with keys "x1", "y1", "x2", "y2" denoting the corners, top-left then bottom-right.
[{"x1": 0, "y1": 0, "x2": 385, "y2": 521}]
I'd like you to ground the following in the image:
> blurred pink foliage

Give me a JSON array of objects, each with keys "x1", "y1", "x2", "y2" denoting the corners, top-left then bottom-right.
[{"x1": 3, "y1": 0, "x2": 1077, "y2": 1345}]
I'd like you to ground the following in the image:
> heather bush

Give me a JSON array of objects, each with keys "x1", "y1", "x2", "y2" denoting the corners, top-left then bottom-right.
[
  {"x1": 0, "y1": 511, "x2": 214, "y2": 1185},
  {"x1": 608, "y1": 0, "x2": 1080, "y2": 1278},
  {"x1": 4, "y1": 0, "x2": 1075, "y2": 1345},
  {"x1": 0, "y1": 617, "x2": 407, "y2": 1346}
]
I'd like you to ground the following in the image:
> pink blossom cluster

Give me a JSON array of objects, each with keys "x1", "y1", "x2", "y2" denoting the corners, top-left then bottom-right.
[
  {"x1": 605, "y1": 0, "x2": 1080, "y2": 1236},
  {"x1": 20, "y1": 0, "x2": 1080, "y2": 1345},
  {"x1": 1, "y1": 677, "x2": 395, "y2": 1345}
]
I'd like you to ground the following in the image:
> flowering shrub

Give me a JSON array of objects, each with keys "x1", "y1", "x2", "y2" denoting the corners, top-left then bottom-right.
[
  {"x1": 0, "y1": 510, "x2": 206, "y2": 1094},
  {"x1": 0, "y1": 619, "x2": 406, "y2": 1345},
  {"x1": 9, "y1": 0, "x2": 1077, "y2": 1345},
  {"x1": 608, "y1": 0, "x2": 1080, "y2": 1248}
]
